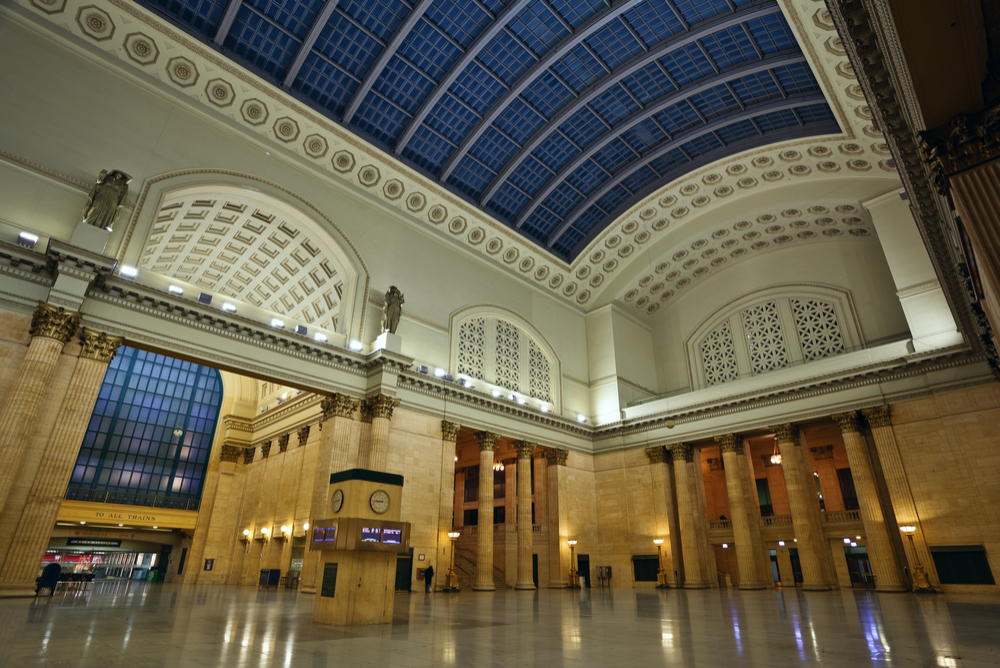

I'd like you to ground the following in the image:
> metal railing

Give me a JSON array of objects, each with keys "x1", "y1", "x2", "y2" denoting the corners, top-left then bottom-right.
[
  {"x1": 760, "y1": 515, "x2": 793, "y2": 527},
  {"x1": 823, "y1": 510, "x2": 861, "y2": 523},
  {"x1": 708, "y1": 519, "x2": 731, "y2": 530},
  {"x1": 65, "y1": 487, "x2": 201, "y2": 511}
]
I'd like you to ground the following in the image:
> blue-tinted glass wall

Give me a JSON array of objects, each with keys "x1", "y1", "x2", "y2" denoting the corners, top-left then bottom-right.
[{"x1": 69, "y1": 347, "x2": 222, "y2": 500}]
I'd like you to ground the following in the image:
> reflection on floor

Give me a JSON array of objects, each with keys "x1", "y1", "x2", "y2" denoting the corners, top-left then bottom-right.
[{"x1": 1, "y1": 583, "x2": 997, "y2": 667}]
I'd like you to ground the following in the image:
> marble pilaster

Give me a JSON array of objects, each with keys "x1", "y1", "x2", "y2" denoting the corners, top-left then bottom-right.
[
  {"x1": 436, "y1": 421, "x2": 459, "y2": 591},
  {"x1": 670, "y1": 443, "x2": 707, "y2": 588},
  {"x1": 474, "y1": 431, "x2": 498, "y2": 591},
  {"x1": 645, "y1": 446, "x2": 681, "y2": 587},
  {"x1": 514, "y1": 440, "x2": 535, "y2": 590},
  {"x1": 545, "y1": 448, "x2": 569, "y2": 588},
  {"x1": 716, "y1": 434, "x2": 765, "y2": 590}
]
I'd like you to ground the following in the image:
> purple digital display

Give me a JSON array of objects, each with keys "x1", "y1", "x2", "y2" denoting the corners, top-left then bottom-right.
[
  {"x1": 323, "y1": 527, "x2": 337, "y2": 542},
  {"x1": 360, "y1": 527, "x2": 380, "y2": 543},
  {"x1": 381, "y1": 529, "x2": 401, "y2": 545},
  {"x1": 313, "y1": 527, "x2": 325, "y2": 543}
]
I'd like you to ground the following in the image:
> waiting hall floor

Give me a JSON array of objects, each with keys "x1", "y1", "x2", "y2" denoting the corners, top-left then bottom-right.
[{"x1": 0, "y1": 583, "x2": 997, "y2": 667}]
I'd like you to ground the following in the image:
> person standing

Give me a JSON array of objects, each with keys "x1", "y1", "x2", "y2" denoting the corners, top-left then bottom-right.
[{"x1": 424, "y1": 565, "x2": 434, "y2": 593}]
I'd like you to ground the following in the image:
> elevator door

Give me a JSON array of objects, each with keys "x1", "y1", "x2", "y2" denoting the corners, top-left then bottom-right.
[{"x1": 395, "y1": 550, "x2": 413, "y2": 592}]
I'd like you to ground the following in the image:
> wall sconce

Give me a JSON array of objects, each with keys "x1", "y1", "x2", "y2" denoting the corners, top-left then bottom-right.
[
  {"x1": 242, "y1": 529, "x2": 251, "y2": 550},
  {"x1": 258, "y1": 527, "x2": 269, "y2": 544},
  {"x1": 278, "y1": 526, "x2": 290, "y2": 542}
]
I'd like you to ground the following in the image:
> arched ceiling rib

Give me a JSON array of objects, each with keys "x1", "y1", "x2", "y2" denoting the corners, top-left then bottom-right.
[{"x1": 134, "y1": 0, "x2": 837, "y2": 261}]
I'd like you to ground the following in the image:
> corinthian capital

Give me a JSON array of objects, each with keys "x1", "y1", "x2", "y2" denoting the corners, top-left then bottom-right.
[
  {"x1": 769, "y1": 424, "x2": 800, "y2": 445},
  {"x1": 831, "y1": 412, "x2": 861, "y2": 434},
  {"x1": 516, "y1": 440, "x2": 537, "y2": 459},
  {"x1": 644, "y1": 446, "x2": 667, "y2": 464},
  {"x1": 30, "y1": 302, "x2": 81, "y2": 344},
  {"x1": 277, "y1": 434, "x2": 290, "y2": 453},
  {"x1": 668, "y1": 443, "x2": 692, "y2": 463},
  {"x1": 297, "y1": 425, "x2": 310, "y2": 447},
  {"x1": 441, "y1": 421, "x2": 460, "y2": 442},
  {"x1": 862, "y1": 405, "x2": 891, "y2": 429},
  {"x1": 367, "y1": 394, "x2": 399, "y2": 421},
  {"x1": 715, "y1": 434, "x2": 742, "y2": 455},
  {"x1": 320, "y1": 394, "x2": 357, "y2": 421},
  {"x1": 475, "y1": 431, "x2": 499, "y2": 452},
  {"x1": 544, "y1": 448, "x2": 568, "y2": 466},
  {"x1": 79, "y1": 328, "x2": 124, "y2": 363}
]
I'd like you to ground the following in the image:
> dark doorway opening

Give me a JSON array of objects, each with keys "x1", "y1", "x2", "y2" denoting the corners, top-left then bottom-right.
[
  {"x1": 844, "y1": 546, "x2": 874, "y2": 588},
  {"x1": 532, "y1": 554, "x2": 538, "y2": 588},
  {"x1": 578, "y1": 554, "x2": 591, "y2": 588},
  {"x1": 395, "y1": 549, "x2": 413, "y2": 592},
  {"x1": 788, "y1": 548, "x2": 804, "y2": 586}
]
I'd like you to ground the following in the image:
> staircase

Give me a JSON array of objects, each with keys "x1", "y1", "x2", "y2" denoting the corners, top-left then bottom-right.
[{"x1": 454, "y1": 549, "x2": 509, "y2": 590}]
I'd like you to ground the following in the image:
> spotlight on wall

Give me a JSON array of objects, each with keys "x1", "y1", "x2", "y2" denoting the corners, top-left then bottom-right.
[
  {"x1": 722, "y1": 543, "x2": 728, "y2": 549},
  {"x1": 348, "y1": 340, "x2": 363, "y2": 351},
  {"x1": 314, "y1": 333, "x2": 328, "y2": 343},
  {"x1": 492, "y1": 390, "x2": 502, "y2": 398},
  {"x1": 168, "y1": 285, "x2": 184, "y2": 295},
  {"x1": 844, "y1": 538, "x2": 851, "y2": 544},
  {"x1": 120, "y1": 265, "x2": 139, "y2": 278},
  {"x1": 778, "y1": 541, "x2": 785, "y2": 546},
  {"x1": 434, "y1": 368, "x2": 446, "y2": 377},
  {"x1": 17, "y1": 231, "x2": 39, "y2": 249},
  {"x1": 517, "y1": 397, "x2": 527, "y2": 405},
  {"x1": 270, "y1": 318, "x2": 285, "y2": 329},
  {"x1": 577, "y1": 415, "x2": 588, "y2": 423},
  {"x1": 80, "y1": 521, "x2": 86, "y2": 525},
  {"x1": 850, "y1": 542, "x2": 857, "y2": 547},
  {"x1": 222, "y1": 302, "x2": 237, "y2": 313},
  {"x1": 540, "y1": 405, "x2": 550, "y2": 413}
]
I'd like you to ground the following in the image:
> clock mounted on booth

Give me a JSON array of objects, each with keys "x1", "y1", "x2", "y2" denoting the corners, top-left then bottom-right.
[
  {"x1": 369, "y1": 490, "x2": 390, "y2": 514},
  {"x1": 331, "y1": 489, "x2": 344, "y2": 514}
]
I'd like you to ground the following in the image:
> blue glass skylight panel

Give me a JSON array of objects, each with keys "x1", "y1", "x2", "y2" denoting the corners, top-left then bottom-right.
[
  {"x1": 567, "y1": 160, "x2": 608, "y2": 195},
  {"x1": 496, "y1": 98, "x2": 545, "y2": 143},
  {"x1": 659, "y1": 43, "x2": 715, "y2": 85},
  {"x1": 552, "y1": 228, "x2": 584, "y2": 257},
  {"x1": 701, "y1": 25, "x2": 757, "y2": 70},
  {"x1": 149, "y1": 0, "x2": 225, "y2": 36},
  {"x1": 427, "y1": 0, "x2": 492, "y2": 49},
  {"x1": 573, "y1": 206, "x2": 605, "y2": 235},
  {"x1": 340, "y1": 0, "x2": 409, "y2": 42},
  {"x1": 560, "y1": 107, "x2": 607, "y2": 148},
  {"x1": 549, "y1": 0, "x2": 604, "y2": 29},
  {"x1": 533, "y1": 132, "x2": 579, "y2": 172},
  {"x1": 730, "y1": 70, "x2": 781, "y2": 105},
  {"x1": 624, "y1": 0, "x2": 685, "y2": 48},
  {"x1": 542, "y1": 183, "x2": 583, "y2": 218},
  {"x1": 689, "y1": 85, "x2": 740, "y2": 118},
  {"x1": 591, "y1": 85, "x2": 641, "y2": 127},
  {"x1": 509, "y1": 156, "x2": 555, "y2": 197},
  {"x1": 680, "y1": 132, "x2": 723, "y2": 158},
  {"x1": 246, "y1": 0, "x2": 324, "y2": 39},
  {"x1": 479, "y1": 31, "x2": 537, "y2": 85},
  {"x1": 447, "y1": 156, "x2": 496, "y2": 198},
  {"x1": 622, "y1": 63, "x2": 676, "y2": 105},
  {"x1": 451, "y1": 63, "x2": 506, "y2": 114},
  {"x1": 470, "y1": 126, "x2": 520, "y2": 171},
  {"x1": 553, "y1": 43, "x2": 605, "y2": 92},
  {"x1": 402, "y1": 126, "x2": 456, "y2": 175},
  {"x1": 753, "y1": 108, "x2": 798, "y2": 132},
  {"x1": 399, "y1": 19, "x2": 464, "y2": 81},
  {"x1": 354, "y1": 93, "x2": 411, "y2": 145},
  {"x1": 674, "y1": 0, "x2": 729, "y2": 26},
  {"x1": 592, "y1": 138, "x2": 637, "y2": 173},
  {"x1": 586, "y1": 19, "x2": 645, "y2": 71},
  {"x1": 523, "y1": 72, "x2": 574, "y2": 118},
  {"x1": 647, "y1": 147, "x2": 689, "y2": 174},
  {"x1": 655, "y1": 100, "x2": 702, "y2": 134},
  {"x1": 746, "y1": 13, "x2": 796, "y2": 54},
  {"x1": 620, "y1": 164, "x2": 659, "y2": 193},
  {"x1": 488, "y1": 183, "x2": 532, "y2": 222},
  {"x1": 291, "y1": 52, "x2": 359, "y2": 114},
  {"x1": 596, "y1": 184, "x2": 631, "y2": 213},
  {"x1": 717, "y1": 118, "x2": 759, "y2": 143},
  {"x1": 796, "y1": 103, "x2": 835, "y2": 124},
  {"x1": 621, "y1": 118, "x2": 666, "y2": 152},
  {"x1": 225, "y1": 8, "x2": 300, "y2": 79},
  {"x1": 510, "y1": 0, "x2": 569, "y2": 57},
  {"x1": 376, "y1": 57, "x2": 435, "y2": 114},
  {"x1": 772, "y1": 62, "x2": 820, "y2": 95},
  {"x1": 522, "y1": 206, "x2": 563, "y2": 239},
  {"x1": 426, "y1": 94, "x2": 480, "y2": 145},
  {"x1": 314, "y1": 15, "x2": 382, "y2": 78}
]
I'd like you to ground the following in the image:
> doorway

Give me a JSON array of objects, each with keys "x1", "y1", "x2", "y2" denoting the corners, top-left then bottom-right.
[
  {"x1": 578, "y1": 554, "x2": 591, "y2": 588},
  {"x1": 788, "y1": 548, "x2": 804, "y2": 586},
  {"x1": 844, "y1": 546, "x2": 874, "y2": 588},
  {"x1": 532, "y1": 554, "x2": 538, "y2": 588},
  {"x1": 769, "y1": 549, "x2": 780, "y2": 585},
  {"x1": 395, "y1": 549, "x2": 413, "y2": 592}
]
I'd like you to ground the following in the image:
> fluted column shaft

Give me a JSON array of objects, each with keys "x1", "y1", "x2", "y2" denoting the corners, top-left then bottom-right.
[
  {"x1": 832, "y1": 412, "x2": 906, "y2": 591},
  {"x1": 646, "y1": 446, "x2": 681, "y2": 586},
  {"x1": 474, "y1": 432, "x2": 498, "y2": 591},
  {"x1": 670, "y1": 444, "x2": 706, "y2": 588},
  {"x1": 515, "y1": 441, "x2": 535, "y2": 590},
  {"x1": 364, "y1": 395, "x2": 397, "y2": 472},
  {"x1": 546, "y1": 448, "x2": 569, "y2": 588},
  {"x1": 0, "y1": 303, "x2": 81, "y2": 512},
  {"x1": 0, "y1": 329, "x2": 121, "y2": 595},
  {"x1": 863, "y1": 406, "x2": 939, "y2": 588},
  {"x1": 771, "y1": 424, "x2": 830, "y2": 590},
  {"x1": 717, "y1": 435, "x2": 765, "y2": 589},
  {"x1": 736, "y1": 440, "x2": 772, "y2": 586},
  {"x1": 437, "y1": 422, "x2": 460, "y2": 591}
]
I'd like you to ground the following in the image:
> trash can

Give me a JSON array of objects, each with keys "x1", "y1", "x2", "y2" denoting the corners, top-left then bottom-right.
[{"x1": 147, "y1": 570, "x2": 159, "y2": 583}]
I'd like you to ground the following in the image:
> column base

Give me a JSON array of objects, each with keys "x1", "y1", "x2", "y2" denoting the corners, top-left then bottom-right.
[
  {"x1": 514, "y1": 583, "x2": 536, "y2": 590},
  {"x1": 737, "y1": 582, "x2": 767, "y2": 590},
  {"x1": 548, "y1": 581, "x2": 568, "y2": 588},
  {"x1": 299, "y1": 585, "x2": 317, "y2": 594},
  {"x1": 800, "y1": 583, "x2": 832, "y2": 591},
  {"x1": 876, "y1": 584, "x2": 911, "y2": 593},
  {"x1": 472, "y1": 583, "x2": 496, "y2": 591},
  {"x1": 0, "y1": 584, "x2": 39, "y2": 598},
  {"x1": 683, "y1": 582, "x2": 708, "y2": 589},
  {"x1": 441, "y1": 587, "x2": 460, "y2": 593}
]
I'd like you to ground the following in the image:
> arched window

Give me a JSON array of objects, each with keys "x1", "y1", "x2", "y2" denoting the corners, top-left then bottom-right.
[{"x1": 68, "y1": 347, "x2": 222, "y2": 508}]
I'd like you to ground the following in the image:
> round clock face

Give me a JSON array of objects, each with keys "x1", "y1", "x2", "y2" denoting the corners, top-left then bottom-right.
[
  {"x1": 331, "y1": 489, "x2": 344, "y2": 514},
  {"x1": 370, "y1": 490, "x2": 390, "y2": 514}
]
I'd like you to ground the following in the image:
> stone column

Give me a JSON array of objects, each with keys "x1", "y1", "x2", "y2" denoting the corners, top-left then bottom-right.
[
  {"x1": 361, "y1": 394, "x2": 397, "y2": 472},
  {"x1": 862, "y1": 406, "x2": 939, "y2": 588},
  {"x1": 0, "y1": 302, "x2": 81, "y2": 512},
  {"x1": 831, "y1": 411, "x2": 906, "y2": 591},
  {"x1": 645, "y1": 446, "x2": 681, "y2": 587},
  {"x1": 669, "y1": 443, "x2": 707, "y2": 588},
  {"x1": 474, "y1": 431, "x2": 498, "y2": 591},
  {"x1": 514, "y1": 440, "x2": 536, "y2": 590},
  {"x1": 716, "y1": 434, "x2": 765, "y2": 590},
  {"x1": 436, "y1": 421, "x2": 459, "y2": 591},
  {"x1": 300, "y1": 394, "x2": 356, "y2": 595},
  {"x1": 545, "y1": 448, "x2": 569, "y2": 588},
  {"x1": 770, "y1": 424, "x2": 830, "y2": 590},
  {"x1": 0, "y1": 329, "x2": 122, "y2": 596},
  {"x1": 737, "y1": 438, "x2": 772, "y2": 587}
]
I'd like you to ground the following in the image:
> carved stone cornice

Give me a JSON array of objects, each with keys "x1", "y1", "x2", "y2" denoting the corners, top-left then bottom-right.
[
  {"x1": 441, "y1": 421, "x2": 460, "y2": 442},
  {"x1": 921, "y1": 103, "x2": 1000, "y2": 193},
  {"x1": 367, "y1": 394, "x2": 399, "y2": 421},
  {"x1": 220, "y1": 445, "x2": 241, "y2": 463},
  {"x1": 223, "y1": 415, "x2": 254, "y2": 433},
  {"x1": 297, "y1": 425, "x2": 310, "y2": 447},
  {"x1": 242, "y1": 447, "x2": 256, "y2": 465},
  {"x1": 668, "y1": 443, "x2": 692, "y2": 463},
  {"x1": 862, "y1": 405, "x2": 891, "y2": 429},
  {"x1": 79, "y1": 328, "x2": 124, "y2": 363},
  {"x1": 515, "y1": 440, "x2": 536, "y2": 459},
  {"x1": 716, "y1": 434, "x2": 742, "y2": 455},
  {"x1": 811, "y1": 445, "x2": 834, "y2": 460},
  {"x1": 769, "y1": 424, "x2": 799, "y2": 445},
  {"x1": 707, "y1": 457, "x2": 723, "y2": 471},
  {"x1": 261, "y1": 441, "x2": 271, "y2": 459},
  {"x1": 277, "y1": 434, "x2": 290, "y2": 453},
  {"x1": 475, "y1": 431, "x2": 500, "y2": 452},
  {"x1": 544, "y1": 448, "x2": 568, "y2": 466},
  {"x1": 320, "y1": 393, "x2": 357, "y2": 421},
  {"x1": 29, "y1": 302, "x2": 80, "y2": 343},
  {"x1": 831, "y1": 411, "x2": 861, "y2": 434},
  {"x1": 644, "y1": 445, "x2": 667, "y2": 464}
]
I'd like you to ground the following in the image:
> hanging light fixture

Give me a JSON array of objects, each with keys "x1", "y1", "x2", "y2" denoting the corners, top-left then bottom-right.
[
  {"x1": 493, "y1": 461, "x2": 504, "y2": 472},
  {"x1": 770, "y1": 438, "x2": 782, "y2": 466}
]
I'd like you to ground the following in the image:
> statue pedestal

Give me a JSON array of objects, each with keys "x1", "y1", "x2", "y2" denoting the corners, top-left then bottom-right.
[
  {"x1": 69, "y1": 221, "x2": 111, "y2": 254},
  {"x1": 374, "y1": 332, "x2": 401, "y2": 354}
]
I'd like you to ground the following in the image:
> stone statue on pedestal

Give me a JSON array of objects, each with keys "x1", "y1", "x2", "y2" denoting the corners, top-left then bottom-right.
[
  {"x1": 82, "y1": 169, "x2": 132, "y2": 231},
  {"x1": 381, "y1": 286, "x2": 404, "y2": 334}
]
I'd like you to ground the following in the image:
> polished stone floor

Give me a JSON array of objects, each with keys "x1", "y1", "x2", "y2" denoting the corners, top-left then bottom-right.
[{"x1": 0, "y1": 582, "x2": 997, "y2": 667}]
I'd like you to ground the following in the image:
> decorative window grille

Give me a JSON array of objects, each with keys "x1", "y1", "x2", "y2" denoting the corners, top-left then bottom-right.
[
  {"x1": 700, "y1": 321, "x2": 739, "y2": 386},
  {"x1": 741, "y1": 301, "x2": 790, "y2": 374},
  {"x1": 457, "y1": 317, "x2": 485, "y2": 380},
  {"x1": 791, "y1": 299, "x2": 845, "y2": 361},
  {"x1": 529, "y1": 339, "x2": 552, "y2": 402},
  {"x1": 495, "y1": 319, "x2": 520, "y2": 392}
]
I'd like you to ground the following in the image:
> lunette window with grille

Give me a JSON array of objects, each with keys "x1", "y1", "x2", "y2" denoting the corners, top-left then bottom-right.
[
  {"x1": 456, "y1": 315, "x2": 554, "y2": 405},
  {"x1": 698, "y1": 297, "x2": 847, "y2": 387},
  {"x1": 68, "y1": 347, "x2": 222, "y2": 503}
]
